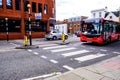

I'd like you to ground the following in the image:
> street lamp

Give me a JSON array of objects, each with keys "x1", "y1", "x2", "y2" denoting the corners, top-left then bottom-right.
[
  {"x1": 5, "y1": 18, "x2": 9, "y2": 41},
  {"x1": 27, "y1": 4, "x2": 32, "y2": 46}
]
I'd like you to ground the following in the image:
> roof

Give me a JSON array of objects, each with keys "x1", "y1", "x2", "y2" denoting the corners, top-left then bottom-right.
[
  {"x1": 104, "y1": 11, "x2": 119, "y2": 18},
  {"x1": 91, "y1": 8, "x2": 106, "y2": 12}
]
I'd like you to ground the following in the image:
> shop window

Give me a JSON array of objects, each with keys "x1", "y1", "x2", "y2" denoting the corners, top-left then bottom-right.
[
  {"x1": 24, "y1": 1, "x2": 29, "y2": 11},
  {"x1": 32, "y1": 2, "x2": 36, "y2": 12},
  {"x1": 8, "y1": 20, "x2": 21, "y2": 32},
  {"x1": 25, "y1": 20, "x2": 47, "y2": 32},
  {"x1": 38, "y1": 3, "x2": 42, "y2": 13},
  {"x1": 6, "y1": 0, "x2": 12, "y2": 9},
  {"x1": 0, "y1": 19, "x2": 21, "y2": 32},
  {"x1": 44, "y1": 4, "x2": 48, "y2": 14},
  {"x1": 15, "y1": 0, "x2": 21, "y2": 10},
  {"x1": 0, "y1": 19, "x2": 5, "y2": 32},
  {"x1": 0, "y1": 0, "x2": 3, "y2": 8}
]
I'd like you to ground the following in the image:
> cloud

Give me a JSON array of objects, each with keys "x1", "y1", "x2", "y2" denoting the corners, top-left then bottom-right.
[{"x1": 56, "y1": 0, "x2": 120, "y2": 20}]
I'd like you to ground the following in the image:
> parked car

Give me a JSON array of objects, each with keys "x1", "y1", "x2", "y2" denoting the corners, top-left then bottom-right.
[{"x1": 45, "y1": 30, "x2": 68, "y2": 40}]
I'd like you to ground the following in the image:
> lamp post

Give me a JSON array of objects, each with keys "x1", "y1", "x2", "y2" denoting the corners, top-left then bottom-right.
[
  {"x1": 27, "y1": 4, "x2": 32, "y2": 46},
  {"x1": 5, "y1": 18, "x2": 9, "y2": 41}
]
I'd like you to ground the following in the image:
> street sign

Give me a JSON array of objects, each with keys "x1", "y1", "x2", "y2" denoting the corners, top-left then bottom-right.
[{"x1": 35, "y1": 13, "x2": 42, "y2": 20}]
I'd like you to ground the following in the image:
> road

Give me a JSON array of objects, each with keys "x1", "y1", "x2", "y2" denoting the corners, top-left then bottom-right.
[{"x1": 0, "y1": 36, "x2": 120, "y2": 80}]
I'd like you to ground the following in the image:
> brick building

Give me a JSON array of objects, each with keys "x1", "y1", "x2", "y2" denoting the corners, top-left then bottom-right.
[
  {"x1": 0, "y1": 0, "x2": 56, "y2": 40},
  {"x1": 67, "y1": 16, "x2": 88, "y2": 34},
  {"x1": 56, "y1": 16, "x2": 88, "y2": 34}
]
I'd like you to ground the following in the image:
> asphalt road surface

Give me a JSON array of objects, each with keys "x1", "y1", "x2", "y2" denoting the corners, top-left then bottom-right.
[{"x1": 0, "y1": 38, "x2": 120, "y2": 80}]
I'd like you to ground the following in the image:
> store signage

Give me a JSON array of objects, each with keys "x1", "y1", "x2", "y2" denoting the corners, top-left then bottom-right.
[{"x1": 35, "y1": 13, "x2": 42, "y2": 20}]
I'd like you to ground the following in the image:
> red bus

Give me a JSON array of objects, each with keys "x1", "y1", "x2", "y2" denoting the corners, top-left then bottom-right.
[{"x1": 80, "y1": 18, "x2": 120, "y2": 44}]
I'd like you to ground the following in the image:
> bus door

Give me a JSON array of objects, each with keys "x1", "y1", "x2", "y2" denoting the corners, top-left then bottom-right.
[{"x1": 103, "y1": 23, "x2": 109, "y2": 41}]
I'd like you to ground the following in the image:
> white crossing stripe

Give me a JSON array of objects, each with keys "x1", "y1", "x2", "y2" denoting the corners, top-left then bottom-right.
[
  {"x1": 28, "y1": 49, "x2": 32, "y2": 52},
  {"x1": 33, "y1": 52, "x2": 39, "y2": 55},
  {"x1": 90, "y1": 47, "x2": 95, "y2": 50},
  {"x1": 51, "y1": 47, "x2": 76, "y2": 53},
  {"x1": 62, "y1": 50, "x2": 90, "y2": 57},
  {"x1": 113, "y1": 51, "x2": 120, "y2": 54},
  {"x1": 43, "y1": 45, "x2": 67, "y2": 50},
  {"x1": 63, "y1": 65, "x2": 74, "y2": 71},
  {"x1": 38, "y1": 44, "x2": 57, "y2": 48},
  {"x1": 100, "y1": 49, "x2": 107, "y2": 52},
  {"x1": 75, "y1": 54, "x2": 106, "y2": 62},
  {"x1": 50, "y1": 59, "x2": 58, "y2": 64},
  {"x1": 41, "y1": 55, "x2": 47, "y2": 59}
]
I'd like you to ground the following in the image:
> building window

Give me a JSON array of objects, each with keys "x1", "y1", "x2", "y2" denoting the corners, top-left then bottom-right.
[
  {"x1": 52, "y1": 8, "x2": 55, "y2": 16},
  {"x1": 38, "y1": 3, "x2": 42, "y2": 13},
  {"x1": 0, "y1": 19, "x2": 21, "y2": 32},
  {"x1": 110, "y1": 16, "x2": 112, "y2": 19},
  {"x1": 24, "y1": 1, "x2": 29, "y2": 11},
  {"x1": 25, "y1": 20, "x2": 47, "y2": 32},
  {"x1": 15, "y1": 0, "x2": 20, "y2": 10},
  {"x1": 6, "y1": 0, "x2": 12, "y2": 9},
  {"x1": 0, "y1": 19, "x2": 5, "y2": 32},
  {"x1": 44, "y1": 4, "x2": 48, "y2": 14},
  {"x1": 32, "y1": 2, "x2": 36, "y2": 12},
  {"x1": 99, "y1": 12, "x2": 101, "y2": 17},
  {"x1": 0, "y1": 0, "x2": 3, "y2": 8},
  {"x1": 93, "y1": 13, "x2": 96, "y2": 18},
  {"x1": 8, "y1": 20, "x2": 21, "y2": 32}
]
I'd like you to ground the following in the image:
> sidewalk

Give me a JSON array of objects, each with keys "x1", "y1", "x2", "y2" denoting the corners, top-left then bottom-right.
[{"x1": 45, "y1": 55, "x2": 120, "y2": 80}]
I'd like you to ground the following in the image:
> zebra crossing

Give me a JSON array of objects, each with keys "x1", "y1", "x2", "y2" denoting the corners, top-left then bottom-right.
[
  {"x1": 27, "y1": 44, "x2": 120, "y2": 71},
  {"x1": 41, "y1": 45, "x2": 107, "y2": 63}
]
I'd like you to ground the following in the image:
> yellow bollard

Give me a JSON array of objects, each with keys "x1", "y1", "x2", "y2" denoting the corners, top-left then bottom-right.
[
  {"x1": 24, "y1": 35, "x2": 28, "y2": 46},
  {"x1": 62, "y1": 33, "x2": 65, "y2": 42}
]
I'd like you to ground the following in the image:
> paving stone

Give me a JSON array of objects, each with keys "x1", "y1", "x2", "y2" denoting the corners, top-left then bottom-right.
[{"x1": 73, "y1": 68, "x2": 104, "y2": 80}]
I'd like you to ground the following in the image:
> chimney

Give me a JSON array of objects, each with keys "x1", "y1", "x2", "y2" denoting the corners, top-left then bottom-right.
[{"x1": 105, "y1": 6, "x2": 108, "y2": 12}]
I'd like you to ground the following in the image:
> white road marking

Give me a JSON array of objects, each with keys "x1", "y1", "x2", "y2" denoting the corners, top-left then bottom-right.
[
  {"x1": 41, "y1": 55, "x2": 47, "y2": 59},
  {"x1": 50, "y1": 59, "x2": 58, "y2": 64},
  {"x1": 43, "y1": 45, "x2": 67, "y2": 50},
  {"x1": 33, "y1": 52, "x2": 39, "y2": 55},
  {"x1": 63, "y1": 65, "x2": 74, "y2": 71},
  {"x1": 27, "y1": 49, "x2": 32, "y2": 52},
  {"x1": 38, "y1": 44, "x2": 58, "y2": 48},
  {"x1": 90, "y1": 47, "x2": 95, "y2": 50},
  {"x1": 62, "y1": 50, "x2": 90, "y2": 57},
  {"x1": 100, "y1": 49, "x2": 107, "y2": 52},
  {"x1": 75, "y1": 54, "x2": 106, "y2": 62},
  {"x1": 10, "y1": 43, "x2": 19, "y2": 46},
  {"x1": 22, "y1": 72, "x2": 61, "y2": 80},
  {"x1": 113, "y1": 51, "x2": 120, "y2": 54},
  {"x1": 51, "y1": 47, "x2": 76, "y2": 53}
]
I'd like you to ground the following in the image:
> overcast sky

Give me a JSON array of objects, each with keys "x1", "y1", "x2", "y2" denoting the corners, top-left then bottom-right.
[{"x1": 56, "y1": 0, "x2": 120, "y2": 21}]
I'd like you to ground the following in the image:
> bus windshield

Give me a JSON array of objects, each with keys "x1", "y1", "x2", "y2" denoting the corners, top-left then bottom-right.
[{"x1": 81, "y1": 23, "x2": 102, "y2": 34}]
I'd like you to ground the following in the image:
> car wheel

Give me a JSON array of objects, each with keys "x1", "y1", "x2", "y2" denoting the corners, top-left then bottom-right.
[
  {"x1": 53, "y1": 36, "x2": 57, "y2": 40},
  {"x1": 46, "y1": 38, "x2": 50, "y2": 40}
]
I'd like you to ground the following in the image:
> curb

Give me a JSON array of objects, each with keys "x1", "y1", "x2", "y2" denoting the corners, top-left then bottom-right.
[{"x1": 15, "y1": 45, "x2": 39, "y2": 49}]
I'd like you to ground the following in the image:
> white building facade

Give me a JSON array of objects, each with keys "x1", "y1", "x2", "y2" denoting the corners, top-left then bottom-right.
[
  {"x1": 104, "y1": 11, "x2": 119, "y2": 22},
  {"x1": 91, "y1": 7, "x2": 108, "y2": 18}
]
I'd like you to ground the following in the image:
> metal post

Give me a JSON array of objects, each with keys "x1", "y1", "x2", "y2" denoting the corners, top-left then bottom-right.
[
  {"x1": 119, "y1": 7, "x2": 120, "y2": 23},
  {"x1": 27, "y1": 4, "x2": 32, "y2": 46},
  {"x1": 5, "y1": 18, "x2": 9, "y2": 41}
]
